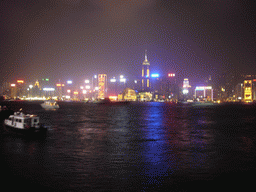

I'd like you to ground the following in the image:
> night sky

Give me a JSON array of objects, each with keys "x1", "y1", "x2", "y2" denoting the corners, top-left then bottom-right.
[{"x1": 1, "y1": 0, "x2": 256, "y2": 86}]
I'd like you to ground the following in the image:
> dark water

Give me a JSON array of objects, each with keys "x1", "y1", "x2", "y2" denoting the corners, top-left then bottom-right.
[{"x1": 1, "y1": 101, "x2": 256, "y2": 191}]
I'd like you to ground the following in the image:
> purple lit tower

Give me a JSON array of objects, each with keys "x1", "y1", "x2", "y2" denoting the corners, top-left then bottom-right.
[{"x1": 141, "y1": 50, "x2": 150, "y2": 91}]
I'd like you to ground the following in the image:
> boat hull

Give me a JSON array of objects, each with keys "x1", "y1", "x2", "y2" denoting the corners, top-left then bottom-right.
[
  {"x1": 3, "y1": 124, "x2": 47, "y2": 135},
  {"x1": 41, "y1": 104, "x2": 59, "y2": 109}
]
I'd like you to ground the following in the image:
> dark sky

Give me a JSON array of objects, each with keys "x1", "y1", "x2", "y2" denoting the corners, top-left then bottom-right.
[{"x1": 1, "y1": 0, "x2": 256, "y2": 85}]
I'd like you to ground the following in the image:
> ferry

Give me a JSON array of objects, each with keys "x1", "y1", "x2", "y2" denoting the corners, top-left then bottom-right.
[
  {"x1": 4, "y1": 109, "x2": 47, "y2": 133},
  {"x1": 41, "y1": 100, "x2": 59, "y2": 109}
]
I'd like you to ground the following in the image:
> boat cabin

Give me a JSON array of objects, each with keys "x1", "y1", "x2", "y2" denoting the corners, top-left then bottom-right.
[{"x1": 5, "y1": 112, "x2": 40, "y2": 129}]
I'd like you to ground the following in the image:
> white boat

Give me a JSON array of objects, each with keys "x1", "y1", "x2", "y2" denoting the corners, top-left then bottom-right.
[
  {"x1": 4, "y1": 110, "x2": 46, "y2": 133},
  {"x1": 41, "y1": 100, "x2": 59, "y2": 109}
]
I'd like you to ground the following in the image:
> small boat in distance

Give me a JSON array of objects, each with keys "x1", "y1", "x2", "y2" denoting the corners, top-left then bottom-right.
[
  {"x1": 4, "y1": 109, "x2": 47, "y2": 133},
  {"x1": 41, "y1": 100, "x2": 59, "y2": 109}
]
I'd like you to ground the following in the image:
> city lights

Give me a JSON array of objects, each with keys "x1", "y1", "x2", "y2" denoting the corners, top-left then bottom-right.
[
  {"x1": 109, "y1": 96, "x2": 118, "y2": 101},
  {"x1": 110, "y1": 78, "x2": 117, "y2": 82},
  {"x1": 195, "y1": 86, "x2": 212, "y2": 90},
  {"x1": 120, "y1": 78, "x2": 126, "y2": 83},
  {"x1": 168, "y1": 73, "x2": 175, "y2": 77},
  {"x1": 183, "y1": 89, "x2": 189, "y2": 94},
  {"x1": 4, "y1": 61, "x2": 251, "y2": 103},
  {"x1": 43, "y1": 88, "x2": 55, "y2": 91},
  {"x1": 17, "y1": 80, "x2": 24, "y2": 83},
  {"x1": 151, "y1": 73, "x2": 159, "y2": 78}
]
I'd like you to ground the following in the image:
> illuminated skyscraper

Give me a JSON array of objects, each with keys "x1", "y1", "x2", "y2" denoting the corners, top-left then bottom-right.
[
  {"x1": 98, "y1": 74, "x2": 107, "y2": 99},
  {"x1": 141, "y1": 50, "x2": 150, "y2": 91},
  {"x1": 244, "y1": 79, "x2": 252, "y2": 102}
]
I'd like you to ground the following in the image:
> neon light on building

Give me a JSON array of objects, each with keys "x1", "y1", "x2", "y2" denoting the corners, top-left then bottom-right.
[
  {"x1": 17, "y1": 80, "x2": 24, "y2": 83},
  {"x1": 168, "y1": 73, "x2": 175, "y2": 77},
  {"x1": 142, "y1": 50, "x2": 150, "y2": 91},
  {"x1": 183, "y1": 78, "x2": 191, "y2": 88},
  {"x1": 43, "y1": 88, "x2": 55, "y2": 91},
  {"x1": 244, "y1": 80, "x2": 252, "y2": 102},
  {"x1": 120, "y1": 78, "x2": 126, "y2": 83},
  {"x1": 98, "y1": 74, "x2": 107, "y2": 99},
  {"x1": 195, "y1": 86, "x2": 213, "y2": 100},
  {"x1": 110, "y1": 78, "x2": 116, "y2": 82},
  {"x1": 151, "y1": 73, "x2": 159, "y2": 78}
]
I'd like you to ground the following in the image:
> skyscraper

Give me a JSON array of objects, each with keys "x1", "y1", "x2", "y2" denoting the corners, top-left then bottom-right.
[{"x1": 141, "y1": 50, "x2": 150, "y2": 91}]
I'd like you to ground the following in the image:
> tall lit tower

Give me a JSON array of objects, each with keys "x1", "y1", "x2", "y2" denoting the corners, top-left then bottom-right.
[
  {"x1": 98, "y1": 74, "x2": 107, "y2": 99},
  {"x1": 141, "y1": 50, "x2": 150, "y2": 91}
]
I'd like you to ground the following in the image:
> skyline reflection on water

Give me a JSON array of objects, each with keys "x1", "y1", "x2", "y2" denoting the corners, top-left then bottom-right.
[{"x1": 1, "y1": 101, "x2": 256, "y2": 191}]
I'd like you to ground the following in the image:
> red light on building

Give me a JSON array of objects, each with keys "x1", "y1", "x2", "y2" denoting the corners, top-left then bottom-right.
[
  {"x1": 17, "y1": 80, "x2": 24, "y2": 83},
  {"x1": 168, "y1": 73, "x2": 175, "y2": 77},
  {"x1": 253, "y1": 79, "x2": 256, "y2": 82}
]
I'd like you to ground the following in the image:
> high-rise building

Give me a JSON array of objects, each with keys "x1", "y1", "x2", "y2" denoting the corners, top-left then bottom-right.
[
  {"x1": 244, "y1": 79, "x2": 252, "y2": 102},
  {"x1": 98, "y1": 74, "x2": 107, "y2": 99},
  {"x1": 141, "y1": 50, "x2": 150, "y2": 91}
]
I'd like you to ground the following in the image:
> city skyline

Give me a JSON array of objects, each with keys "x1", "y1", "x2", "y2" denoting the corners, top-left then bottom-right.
[{"x1": 1, "y1": 1, "x2": 256, "y2": 86}]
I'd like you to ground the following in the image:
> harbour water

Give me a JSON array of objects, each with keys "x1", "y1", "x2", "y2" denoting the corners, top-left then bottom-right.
[{"x1": 1, "y1": 101, "x2": 256, "y2": 191}]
